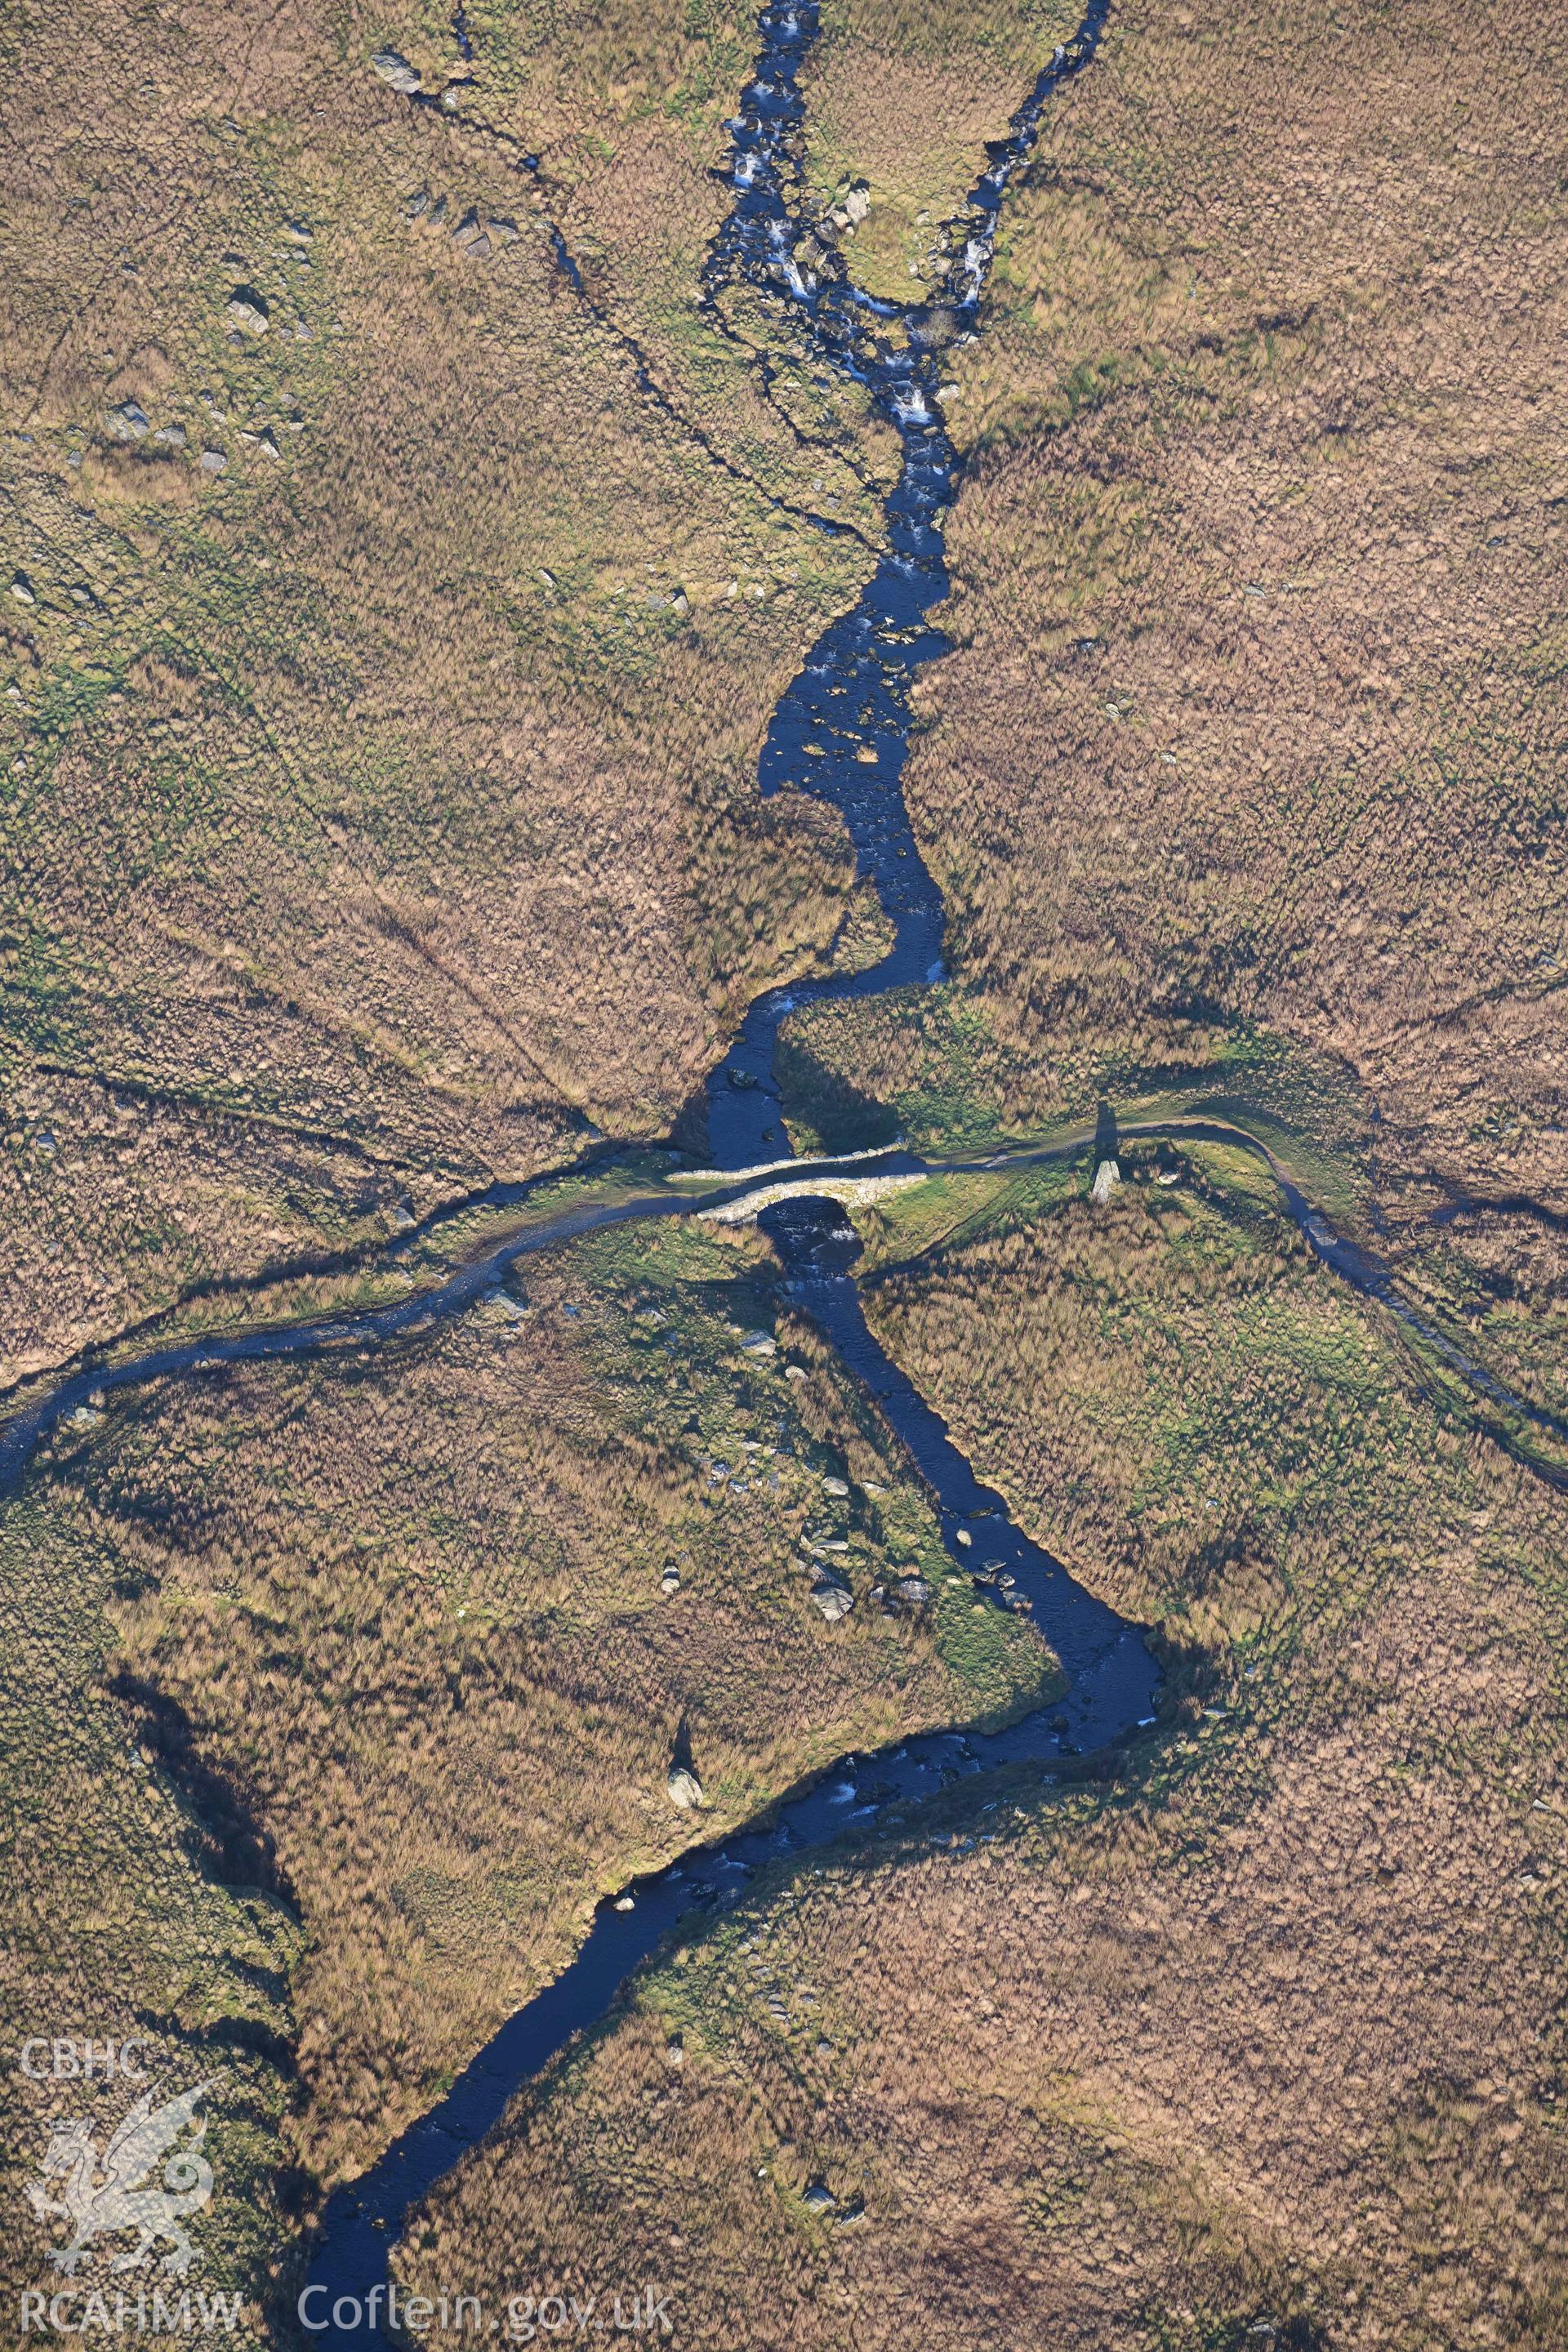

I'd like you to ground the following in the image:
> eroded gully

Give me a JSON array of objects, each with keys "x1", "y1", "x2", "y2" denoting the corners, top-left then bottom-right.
[{"x1": 6, "y1": 5, "x2": 1560, "y2": 2341}]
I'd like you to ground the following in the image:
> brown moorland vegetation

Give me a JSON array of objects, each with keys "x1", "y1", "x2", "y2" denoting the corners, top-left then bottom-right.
[
  {"x1": 392, "y1": 1158, "x2": 1568, "y2": 2350},
  {"x1": 0, "y1": 0, "x2": 901, "y2": 1386},
  {"x1": 1, "y1": 1209, "x2": 1052, "y2": 2330},
  {"x1": 795, "y1": 0, "x2": 1085, "y2": 302},
  {"x1": 785, "y1": 0, "x2": 1568, "y2": 1249},
  {"x1": 0, "y1": 1477, "x2": 296, "y2": 2352},
  {"x1": 6, "y1": 0, "x2": 1567, "y2": 2343}
]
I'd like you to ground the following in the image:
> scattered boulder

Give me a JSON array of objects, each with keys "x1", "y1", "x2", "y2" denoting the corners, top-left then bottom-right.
[
  {"x1": 475, "y1": 1287, "x2": 528, "y2": 1327},
  {"x1": 106, "y1": 399, "x2": 149, "y2": 441},
  {"x1": 153, "y1": 423, "x2": 186, "y2": 448},
  {"x1": 892, "y1": 1575, "x2": 932, "y2": 1606},
  {"x1": 660, "y1": 1564, "x2": 681, "y2": 1597},
  {"x1": 810, "y1": 1575, "x2": 853, "y2": 1624},
  {"x1": 1090, "y1": 1156, "x2": 1121, "y2": 1205},
  {"x1": 370, "y1": 48, "x2": 422, "y2": 93},
  {"x1": 200, "y1": 448, "x2": 227, "y2": 474},
  {"x1": 10, "y1": 572, "x2": 36, "y2": 605},
  {"x1": 802, "y1": 2180, "x2": 836, "y2": 2215},
  {"x1": 822, "y1": 1475, "x2": 849, "y2": 1497},
  {"x1": 740, "y1": 1330, "x2": 776, "y2": 1357},
  {"x1": 667, "y1": 1763, "x2": 704, "y2": 1810},
  {"x1": 225, "y1": 287, "x2": 270, "y2": 334}
]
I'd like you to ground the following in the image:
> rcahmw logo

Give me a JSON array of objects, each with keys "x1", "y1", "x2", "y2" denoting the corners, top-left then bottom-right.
[
  {"x1": 28, "y1": 2078, "x2": 214, "y2": 2276},
  {"x1": 16, "y1": 2049, "x2": 243, "y2": 2332},
  {"x1": 20, "y1": 2288, "x2": 243, "y2": 2336}
]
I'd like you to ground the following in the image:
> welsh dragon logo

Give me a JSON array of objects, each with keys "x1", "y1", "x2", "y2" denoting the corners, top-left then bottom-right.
[{"x1": 27, "y1": 2080, "x2": 216, "y2": 2277}]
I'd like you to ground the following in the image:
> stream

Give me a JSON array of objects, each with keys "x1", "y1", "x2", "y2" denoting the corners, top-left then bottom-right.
[
  {"x1": 301, "y1": 4, "x2": 1147, "y2": 2338},
  {"x1": 4, "y1": 2, "x2": 1559, "y2": 2341}
]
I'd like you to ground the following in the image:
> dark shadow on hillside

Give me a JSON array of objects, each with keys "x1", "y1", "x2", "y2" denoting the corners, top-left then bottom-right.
[
  {"x1": 776, "y1": 1037, "x2": 902, "y2": 1158},
  {"x1": 110, "y1": 1668, "x2": 301, "y2": 1919},
  {"x1": 668, "y1": 1082, "x2": 712, "y2": 1160}
]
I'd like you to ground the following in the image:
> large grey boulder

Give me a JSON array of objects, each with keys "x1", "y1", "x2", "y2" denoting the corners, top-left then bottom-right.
[
  {"x1": 810, "y1": 1575, "x2": 853, "y2": 1624},
  {"x1": 371, "y1": 49, "x2": 422, "y2": 93},
  {"x1": 1090, "y1": 1157, "x2": 1121, "y2": 1205}
]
